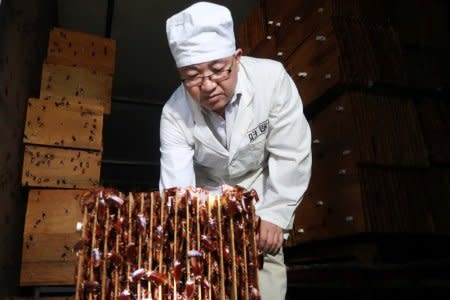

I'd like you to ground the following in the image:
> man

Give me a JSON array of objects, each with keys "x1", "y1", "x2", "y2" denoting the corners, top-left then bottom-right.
[{"x1": 160, "y1": 2, "x2": 311, "y2": 298}]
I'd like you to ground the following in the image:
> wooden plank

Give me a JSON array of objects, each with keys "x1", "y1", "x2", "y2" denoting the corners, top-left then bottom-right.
[
  {"x1": 285, "y1": 18, "x2": 340, "y2": 107},
  {"x1": 276, "y1": 0, "x2": 329, "y2": 61},
  {"x1": 22, "y1": 233, "x2": 80, "y2": 262},
  {"x1": 236, "y1": 3, "x2": 266, "y2": 55},
  {"x1": 41, "y1": 297, "x2": 75, "y2": 300},
  {"x1": 40, "y1": 63, "x2": 112, "y2": 114},
  {"x1": 351, "y1": 93, "x2": 429, "y2": 167},
  {"x1": 20, "y1": 189, "x2": 84, "y2": 286},
  {"x1": 289, "y1": 188, "x2": 329, "y2": 244},
  {"x1": 24, "y1": 97, "x2": 103, "y2": 151},
  {"x1": 22, "y1": 189, "x2": 84, "y2": 235},
  {"x1": 21, "y1": 261, "x2": 77, "y2": 286},
  {"x1": 22, "y1": 145, "x2": 101, "y2": 188},
  {"x1": 47, "y1": 27, "x2": 116, "y2": 75},
  {"x1": 289, "y1": 95, "x2": 365, "y2": 244},
  {"x1": 40, "y1": 94, "x2": 105, "y2": 109},
  {"x1": 416, "y1": 98, "x2": 450, "y2": 163}
]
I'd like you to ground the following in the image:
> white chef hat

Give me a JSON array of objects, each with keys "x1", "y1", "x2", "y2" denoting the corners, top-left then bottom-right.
[{"x1": 166, "y1": 2, "x2": 236, "y2": 68}]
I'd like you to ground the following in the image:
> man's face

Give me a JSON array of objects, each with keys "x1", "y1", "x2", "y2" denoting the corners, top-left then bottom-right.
[{"x1": 178, "y1": 49, "x2": 242, "y2": 117}]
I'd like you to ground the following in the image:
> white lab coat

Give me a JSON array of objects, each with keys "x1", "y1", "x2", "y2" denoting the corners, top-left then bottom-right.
[{"x1": 159, "y1": 56, "x2": 311, "y2": 231}]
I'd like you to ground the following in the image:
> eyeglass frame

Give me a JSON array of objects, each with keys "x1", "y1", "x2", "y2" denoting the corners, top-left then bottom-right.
[{"x1": 180, "y1": 55, "x2": 236, "y2": 88}]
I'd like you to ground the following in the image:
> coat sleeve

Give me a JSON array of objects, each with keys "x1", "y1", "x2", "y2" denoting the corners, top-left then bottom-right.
[
  {"x1": 257, "y1": 65, "x2": 312, "y2": 231},
  {"x1": 159, "y1": 107, "x2": 196, "y2": 191}
]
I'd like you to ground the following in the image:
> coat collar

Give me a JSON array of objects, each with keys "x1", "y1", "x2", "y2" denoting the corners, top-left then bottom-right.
[{"x1": 228, "y1": 64, "x2": 255, "y2": 160}]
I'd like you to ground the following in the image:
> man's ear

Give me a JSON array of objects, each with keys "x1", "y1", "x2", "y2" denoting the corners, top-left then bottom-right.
[{"x1": 235, "y1": 48, "x2": 243, "y2": 62}]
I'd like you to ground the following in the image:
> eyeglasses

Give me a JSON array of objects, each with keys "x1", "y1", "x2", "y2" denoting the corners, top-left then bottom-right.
[{"x1": 181, "y1": 57, "x2": 235, "y2": 88}]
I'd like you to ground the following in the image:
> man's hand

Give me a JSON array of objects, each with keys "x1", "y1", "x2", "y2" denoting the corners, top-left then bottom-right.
[{"x1": 257, "y1": 219, "x2": 283, "y2": 255}]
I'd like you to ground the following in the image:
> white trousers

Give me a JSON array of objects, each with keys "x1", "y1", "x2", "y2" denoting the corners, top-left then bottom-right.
[{"x1": 258, "y1": 248, "x2": 287, "y2": 299}]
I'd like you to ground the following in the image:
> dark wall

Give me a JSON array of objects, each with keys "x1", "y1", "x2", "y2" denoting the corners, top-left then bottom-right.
[
  {"x1": 0, "y1": 0, "x2": 56, "y2": 297},
  {"x1": 101, "y1": 100, "x2": 163, "y2": 192}
]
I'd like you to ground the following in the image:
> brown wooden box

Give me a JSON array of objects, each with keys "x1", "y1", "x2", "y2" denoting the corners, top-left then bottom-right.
[
  {"x1": 415, "y1": 98, "x2": 450, "y2": 163},
  {"x1": 24, "y1": 97, "x2": 103, "y2": 151},
  {"x1": 392, "y1": 0, "x2": 450, "y2": 49},
  {"x1": 236, "y1": 3, "x2": 266, "y2": 55},
  {"x1": 22, "y1": 145, "x2": 101, "y2": 189},
  {"x1": 291, "y1": 92, "x2": 364, "y2": 243},
  {"x1": 266, "y1": 0, "x2": 329, "y2": 60},
  {"x1": 40, "y1": 63, "x2": 112, "y2": 114},
  {"x1": 288, "y1": 92, "x2": 431, "y2": 245},
  {"x1": 284, "y1": 17, "x2": 379, "y2": 107},
  {"x1": 47, "y1": 27, "x2": 116, "y2": 76},
  {"x1": 241, "y1": 2, "x2": 406, "y2": 107},
  {"x1": 20, "y1": 189, "x2": 84, "y2": 286},
  {"x1": 284, "y1": 17, "x2": 406, "y2": 107},
  {"x1": 262, "y1": 0, "x2": 393, "y2": 63}
]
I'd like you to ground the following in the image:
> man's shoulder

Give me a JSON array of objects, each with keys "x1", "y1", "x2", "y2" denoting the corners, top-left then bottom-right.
[
  {"x1": 162, "y1": 85, "x2": 193, "y2": 123},
  {"x1": 163, "y1": 85, "x2": 188, "y2": 112},
  {"x1": 240, "y1": 56, "x2": 284, "y2": 72}
]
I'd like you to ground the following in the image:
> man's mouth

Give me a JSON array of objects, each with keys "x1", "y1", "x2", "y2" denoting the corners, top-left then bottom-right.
[{"x1": 207, "y1": 94, "x2": 222, "y2": 103}]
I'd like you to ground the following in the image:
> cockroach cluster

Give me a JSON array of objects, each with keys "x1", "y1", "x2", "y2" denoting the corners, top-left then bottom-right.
[{"x1": 74, "y1": 186, "x2": 263, "y2": 300}]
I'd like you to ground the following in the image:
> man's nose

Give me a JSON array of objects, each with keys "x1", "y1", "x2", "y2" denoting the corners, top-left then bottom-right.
[{"x1": 200, "y1": 76, "x2": 217, "y2": 91}]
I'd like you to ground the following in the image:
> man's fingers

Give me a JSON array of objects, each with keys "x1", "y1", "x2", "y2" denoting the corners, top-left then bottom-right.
[
  {"x1": 257, "y1": 219, "x2": 284, "y2": 254},
  {"x1": 260, "y1": 230, "x2": 278, "y2": 254}
]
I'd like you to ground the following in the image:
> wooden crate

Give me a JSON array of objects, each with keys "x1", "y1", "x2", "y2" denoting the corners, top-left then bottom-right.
[
  {"x1": 20, "y1": 189, "x2": 84, "y2": 286},
  {"x1": 258, "y1": 0, "x2": 394, "y2": 63},
  {"x1": 291, "y1": 92, "x2": 365, "y2": 243},
  {"x1": 283, "y1": 17, "x2": 405, "y2": 107},
  {"x1": 415, "y1": 98, "x2": 450, "y2": 163},
  {"x1": 24, "y1": 97, "x2": 103, "y2": 151},
  {"x1": 288, "y1": 92, "x2": 430, "y2": 245},
  {"x1": 236, "y1": 3, "x2": 266, "y2": 55},
  {"x1": 392, "y1": 0, "x2": 450, "y2": 49},
  {"x1": 47, "y1": 27, "x2": 116, "y2": 76},
  {"x1": 243, "y1": 6, "x2": 405, "y2": 107},
  {"x1": 40, "y1": 63, "x2": 112, "y2": 114},
  {"x1": 22, "y1": 145, "x2": 101, "y2": 189},
  {"x1": 264, "y1": 0, "x2": 329, "y2": 60}
]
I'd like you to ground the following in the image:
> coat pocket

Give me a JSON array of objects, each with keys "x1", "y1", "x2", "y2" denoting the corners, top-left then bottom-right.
[
  {"x1": 194, "y1": 143, "x2": 228, "y2": 169},
  {"x1": 234, "y1": 138, "x2": 267, "y2": 171}
]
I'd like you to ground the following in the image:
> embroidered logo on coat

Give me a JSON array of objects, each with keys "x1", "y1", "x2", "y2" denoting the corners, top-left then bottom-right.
[{"x1": 248, "y1": 120, "x2": 269, "y2": 142}]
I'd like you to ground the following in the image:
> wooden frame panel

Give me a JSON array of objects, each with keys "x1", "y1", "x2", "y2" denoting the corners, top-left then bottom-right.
[
  {"x1": 22, "y1": 145, "x2": 101, "y2": 188},
  {"x1": 20, "y1": 189, "x2": 84, "y2": 286},
  {"x1": 24, "y1": 97, "x2": 103, "y2": 151}
]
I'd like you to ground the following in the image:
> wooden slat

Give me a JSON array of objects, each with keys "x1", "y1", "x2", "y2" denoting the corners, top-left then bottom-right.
[
  {"x1": 284, "y1": 18, "x2": 340, "y2": 107},
  {"x1": 41, "y1": 297, "x2": 75, "y2": 300},
  {"x1": 40, "y1": 95, "x2": 105, "y2": 111},
  {"x1": 236, "y1": 3, "x2": 266, "y2": 55},
  {"x1": 21, "y1": 262, "x2": 77, "y2": 286},
  {"x1": 40, "y1": 63, "x2": 112, "y2": 114},
  {"x1": 22, "y1": 145, "x2": 101, "y2": 188},
  {"x1": 350, "y1": 93, "x2": 429, "y2": 167},
  {"x1": 289, "y1": 189, "x2": 329, "y2": 244},
  {"x1": 415, "y1": 98, "x2": 450, "y2": 163},
  {"x1": 22, "y1": 233, "x2": 80, "y2": 262},
  {"x1": 22, "y1": 189, "x2": 84, "y2": 234},
  {"x1": 20, "y1": 189, "x2": 84, "y2": 286},
  {"x1": 47, "y1": 27, "x2": 116, "y2": 76},
  {"x1": 275, "y1": 0, "x2": 329, "y2": 61},
  {"x1": 290, "y1": 95, "x2": 364, "y2": 245},
  {"x1": 24, "y1": 98, "x2": 103, "y2": 151}
]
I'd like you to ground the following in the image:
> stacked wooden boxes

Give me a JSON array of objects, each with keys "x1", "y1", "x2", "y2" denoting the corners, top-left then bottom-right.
[
  {"x1": 20, "y1": 28, "x2": 116, "y2": 286},
  {"x1": 238, "y1": 0, "x2": 450, "y2": 261}
]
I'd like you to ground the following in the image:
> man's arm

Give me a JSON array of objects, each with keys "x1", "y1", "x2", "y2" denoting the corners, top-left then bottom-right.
[
  {"x1": 159, "y1": 108, "x2": 196, "y2": 190},
  {"x1": 257, "y1": 66, "x2": 312, "y2": 254}
]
